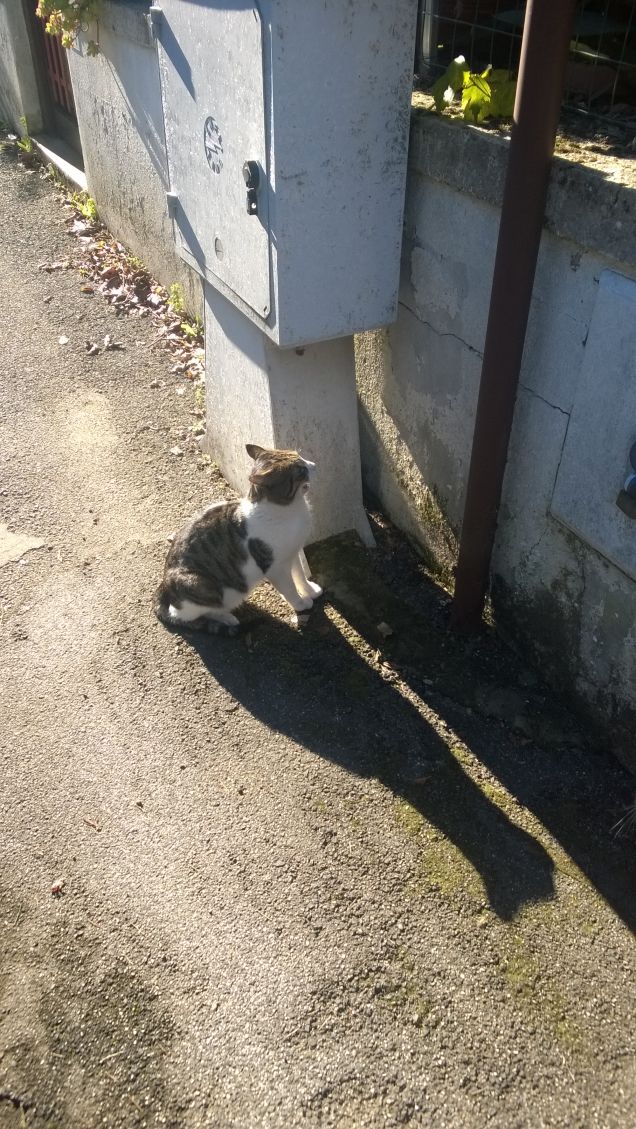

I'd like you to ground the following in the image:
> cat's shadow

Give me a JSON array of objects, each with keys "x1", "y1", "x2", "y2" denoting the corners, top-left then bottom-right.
[{"x1": 185, "y1": 598, "x2": 558, "y2": 923}]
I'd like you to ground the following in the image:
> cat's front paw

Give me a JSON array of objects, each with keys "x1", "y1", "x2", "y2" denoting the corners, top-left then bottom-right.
[
  {"x1": 306, "y1": 580, "x2": 323, "y2": 599},
  {"x1": 293, "y1": 596, "x2": 314, "y2": 612}
]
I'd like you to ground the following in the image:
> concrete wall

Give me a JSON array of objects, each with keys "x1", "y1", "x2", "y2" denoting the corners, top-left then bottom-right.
[
  {"x1": 357, "y1": 110, "x2": 636, "y2": 765},
  {"x1": 0, "y1": 0, "x2": 44, "y2": 133},
  {"x1": 67, "y1": 0, "x2": 201, "y2": 316}
]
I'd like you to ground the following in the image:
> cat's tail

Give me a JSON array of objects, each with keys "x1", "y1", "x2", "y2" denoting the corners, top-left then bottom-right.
[{"x1": 152, "y1": 583, "x2": 256, "y2": 637}]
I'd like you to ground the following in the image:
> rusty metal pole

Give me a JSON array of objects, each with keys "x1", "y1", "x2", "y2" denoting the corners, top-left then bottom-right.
[{"x1": 451, "y1": 0, "x2": 576, "y2": 630}]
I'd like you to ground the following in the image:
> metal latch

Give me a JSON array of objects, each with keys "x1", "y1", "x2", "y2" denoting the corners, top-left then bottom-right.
[{"x1": 242, "y1": 161, "x2": 260, "y2": 217}]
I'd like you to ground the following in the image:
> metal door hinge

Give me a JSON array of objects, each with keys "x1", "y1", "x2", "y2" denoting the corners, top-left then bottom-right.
[{"x1": 149, "y1": 5, "x2": 163, "y2": 39}]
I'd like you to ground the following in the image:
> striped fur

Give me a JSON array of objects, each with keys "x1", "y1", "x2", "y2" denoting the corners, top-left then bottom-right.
[{"x1": 154, "y1": 445, "x2": 322, "y2": 634}]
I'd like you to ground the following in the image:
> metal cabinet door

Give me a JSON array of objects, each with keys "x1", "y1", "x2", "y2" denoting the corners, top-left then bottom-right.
[{"x1": 156, "y1": 1, "x2": 271, "y2": 318}]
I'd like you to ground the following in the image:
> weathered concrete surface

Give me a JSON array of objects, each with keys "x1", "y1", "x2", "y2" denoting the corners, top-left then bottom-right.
[
  {"x1": 356, "y1": 110, "x2": 636, "y2": 766},
  {"x1": 0, "y1": 0, "x2": 44, "y2": 134},
  {"x1": 205, "y1": 286, "x2": 373, "y2": 547},
  {"x1": 67, "y1": 0, "x2": 201, "y2": 316},
  {"x1": 551, "y1": 270, "x2": 636, "y2": 584},
  {"x1": 408, "y1": 104, "x2": 636, "y2": 266},
  {"x1": 1, "y1": 155, "x2": 636, "y2": 1129}
]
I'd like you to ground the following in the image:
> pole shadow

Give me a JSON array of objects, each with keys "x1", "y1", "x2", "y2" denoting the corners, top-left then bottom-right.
[
  {"x1": 183, "y1": 598, "x2": 556, "y2": 923},
  {"x1": 174, "y1": 524, "x2": 636, "y2": 932}
]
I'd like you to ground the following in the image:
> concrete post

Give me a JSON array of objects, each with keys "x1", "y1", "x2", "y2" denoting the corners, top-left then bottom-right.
[{"x1": 204, "y1": 285, "x2": 373, "y2": 546}]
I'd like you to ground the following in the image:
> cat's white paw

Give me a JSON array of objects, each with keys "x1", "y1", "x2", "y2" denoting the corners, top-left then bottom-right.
[
  {"x1": 293, "y1": 596, "x2": 314, "y2": 612},
  {"x1": 306, "y1": 580, "x2": 323, "y2": 599}
]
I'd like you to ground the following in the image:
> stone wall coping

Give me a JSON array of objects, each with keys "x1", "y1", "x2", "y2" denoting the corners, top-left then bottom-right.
[{"x1": 409, "y1": 104, "x2": 636, "y2": 267}]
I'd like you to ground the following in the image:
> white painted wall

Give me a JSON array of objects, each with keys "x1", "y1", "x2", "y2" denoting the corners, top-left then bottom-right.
[{"x1": 67, "y1": 0, "x2": 201, "y2": 316}]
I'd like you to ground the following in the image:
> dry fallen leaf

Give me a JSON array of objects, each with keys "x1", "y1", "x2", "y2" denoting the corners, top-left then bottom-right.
[{"x1": 40, "y1": 260, "x2": 71, "y2": 273}]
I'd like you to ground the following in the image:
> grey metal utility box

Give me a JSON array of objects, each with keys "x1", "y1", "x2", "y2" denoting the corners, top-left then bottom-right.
[{"x1": 155, "y1": 0, "x2": 417, "y2": 347}]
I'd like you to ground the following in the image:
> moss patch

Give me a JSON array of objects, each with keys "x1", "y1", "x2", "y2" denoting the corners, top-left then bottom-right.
[{"x1": 500, "y1": 932, "x2": 583, "y2": 1053}]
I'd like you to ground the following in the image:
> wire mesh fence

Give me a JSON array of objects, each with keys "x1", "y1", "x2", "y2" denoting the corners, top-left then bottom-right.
[{"x1": 416, "y1": 1, "x2": 636, "y2": 139}]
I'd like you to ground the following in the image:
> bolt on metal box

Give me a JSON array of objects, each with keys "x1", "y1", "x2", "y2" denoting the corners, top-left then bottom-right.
[{"x1": 154, "y1": 0, "x2": 417, "y2": 348}]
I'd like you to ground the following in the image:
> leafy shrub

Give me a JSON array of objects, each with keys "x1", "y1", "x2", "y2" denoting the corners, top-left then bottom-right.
[
  {"x1": 36, "y1": 1, "x2": 101, "y2": 54},
  {"x1": 431, "y1": 56, "x2": 516, "y2": 123}
]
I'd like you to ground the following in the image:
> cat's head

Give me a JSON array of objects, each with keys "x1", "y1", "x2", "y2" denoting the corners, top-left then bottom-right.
[{"x1": 246, "y1": 444, "x2": 315, "y2": 505}]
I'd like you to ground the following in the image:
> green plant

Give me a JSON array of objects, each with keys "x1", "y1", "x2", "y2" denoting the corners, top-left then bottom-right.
[
  {"x1": 70, "y1": 191, "x2": 98, "y2": 221},
  {"x1": 180, "y1": 315, "x2": 203, "y2": 341},
  {"x1": 17, "y1": 117, "x2": 35, "y2": 153},
  {"x1": 168, "y1": 283, "x2": 187, "y2": 315},
  {"x1": 43, "y1": 161, "x2": 67, "y2": 188},
  {"x1": 5, "y1": 117, "x2": 39, "y2": 165},
  {"x1": 168, "y1": 283, "x2": 203, "y2": 340},
  {"x1": 0, "y1": 118, "x2": 37, "y2": 162},
  {"x1": 36, "y1": 0, "x2": 100, "y2": 54},
  {"x1": 431, "y1": 55, "x2": 516, "y2": 123}
]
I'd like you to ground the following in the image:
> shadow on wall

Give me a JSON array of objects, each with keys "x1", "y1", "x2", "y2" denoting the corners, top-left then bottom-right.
[
  {"x1": 180, "y1": 528, "x2": 636, "y2": 933},
  {"x1": 102, "y1": 47, "x2": 168, "y2": 187},
  {"x1": 357, "y1": 390, "x2": 459, "y2": 584}
]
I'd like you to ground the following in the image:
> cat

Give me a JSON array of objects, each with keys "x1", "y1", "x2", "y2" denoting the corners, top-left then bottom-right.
[{"x1": 153, "y1": 444, "x2": 323, "y2": 635}]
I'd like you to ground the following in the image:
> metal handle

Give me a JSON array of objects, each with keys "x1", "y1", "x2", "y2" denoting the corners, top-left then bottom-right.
[{"x1": 242, "y1": 161, "x2": 260, "y2": 216}]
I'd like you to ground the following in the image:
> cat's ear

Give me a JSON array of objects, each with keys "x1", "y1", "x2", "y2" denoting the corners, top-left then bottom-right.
[{"x1": 246, "y1": 443, "x2": 266, "y2": 461}]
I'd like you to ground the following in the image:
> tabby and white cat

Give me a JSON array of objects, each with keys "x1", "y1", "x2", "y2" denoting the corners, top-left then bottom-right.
[{"x1": 154, "y1": 444, "x2": 322, "y2": 634}]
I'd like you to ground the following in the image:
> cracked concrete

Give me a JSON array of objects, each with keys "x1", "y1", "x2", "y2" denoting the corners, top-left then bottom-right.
[
  {"x1": 397, "y1": 301, "x2": 483, "y2": 357},
  {"x1": 517, "y1": 386, "x2": 570, "y2": 418}
]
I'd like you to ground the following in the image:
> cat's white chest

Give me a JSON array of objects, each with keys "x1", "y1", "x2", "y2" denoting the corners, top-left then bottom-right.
[{"x1": 241, "y1": 497, "x2": 311, "y2": 565}]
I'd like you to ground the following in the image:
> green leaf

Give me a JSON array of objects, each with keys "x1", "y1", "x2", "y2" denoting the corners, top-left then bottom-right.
[
  {"x1": 461, "y1": 74, "x2": 492, "y2": 122},
  {"x1": 489, "y1": 76, "x2": 516, "y2": 119},
  {"x1": 430, "y1": 55, "x2": 469, "y2": 112},
  {"x1": 489, "y1": 69, "x2": 514, "y2": 85},
  {"x1": 446, "y1": 56, "x2": 470, "y2": 91},
  {"x1": 431, "y1": 74, "x2": 452, "y2": 112},
  {"x1": 465, "y1": 74, "x2": 491, "y2": 98}
]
